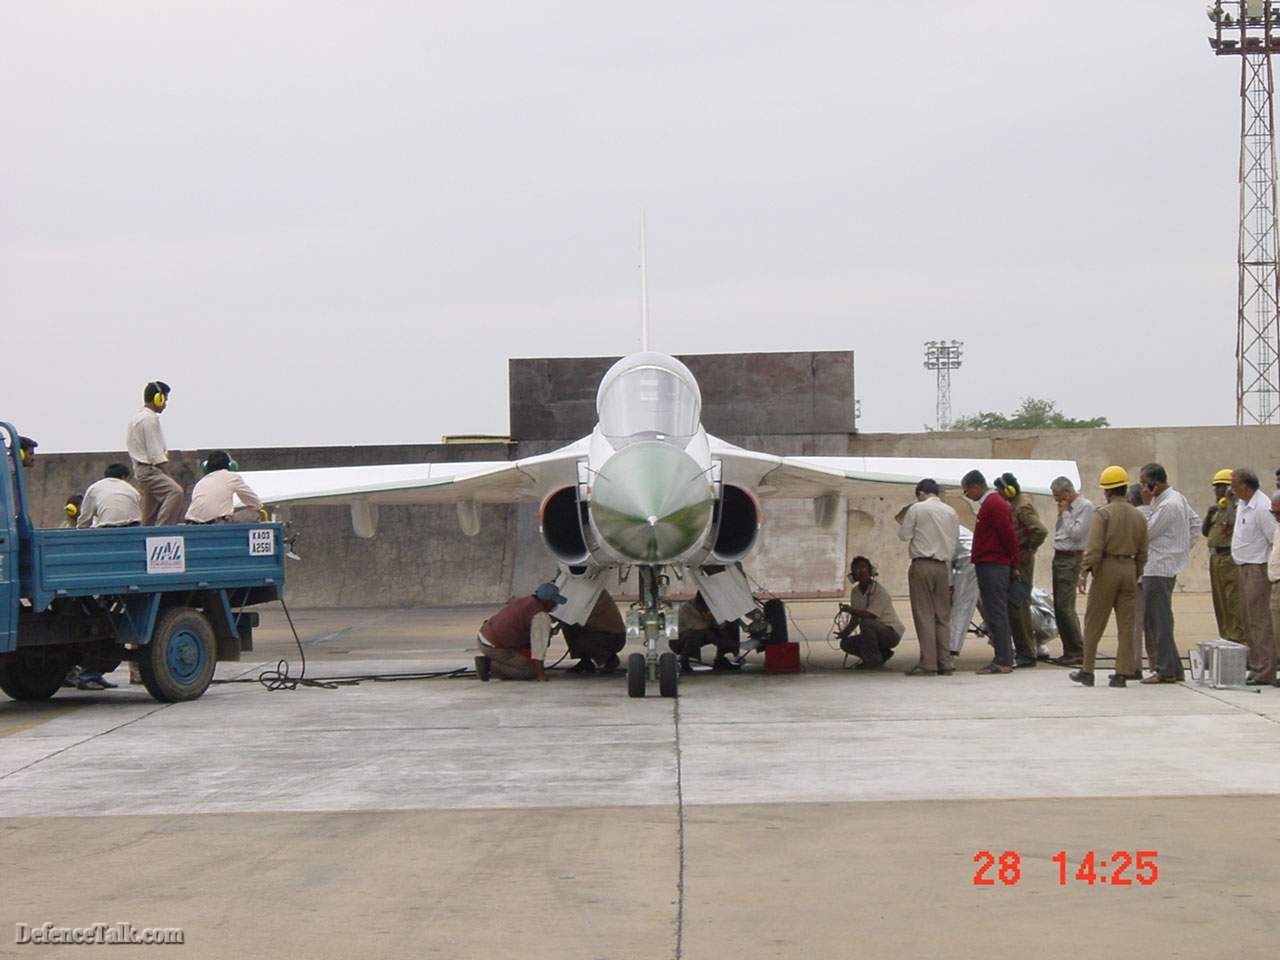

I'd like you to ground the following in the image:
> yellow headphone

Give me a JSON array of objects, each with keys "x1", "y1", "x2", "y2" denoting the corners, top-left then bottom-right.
[
  {"x1": 152, "y1": 391, "x2": 166, "y2": 410},
  {"x1": 1218, "y1": 497, "x2": 1230, "y2": 511},
  {"x1": 65, "y1": 502, "x2": 79, "y2": 518},
  {"x1": 18, "y1": 448, "x2": 27, "y2": 463}
]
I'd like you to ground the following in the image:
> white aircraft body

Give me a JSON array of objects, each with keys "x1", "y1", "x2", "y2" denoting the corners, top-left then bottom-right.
[{"x1": 242, "y1": 352, "x2": 1080, "y2": 698}]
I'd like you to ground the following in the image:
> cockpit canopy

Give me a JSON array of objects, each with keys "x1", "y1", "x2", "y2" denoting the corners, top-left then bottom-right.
[{"x1": 596, "y1": 352, "x2": 702, "y2": 447}]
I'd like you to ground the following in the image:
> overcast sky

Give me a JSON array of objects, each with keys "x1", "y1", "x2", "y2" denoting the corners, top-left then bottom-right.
[{"x1": 0, "y1": 1, "x2": 1241, "y2": 452}]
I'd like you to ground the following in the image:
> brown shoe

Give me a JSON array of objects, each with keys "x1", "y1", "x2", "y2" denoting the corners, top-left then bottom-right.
[{"x1": 976, "y1": 662, "x2": 1013, "y2": 675}]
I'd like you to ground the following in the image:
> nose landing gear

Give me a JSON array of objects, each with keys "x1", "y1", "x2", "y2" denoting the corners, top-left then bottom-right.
[{"x1": 625, "y1": 566, "x2": 679, "y2": 699}]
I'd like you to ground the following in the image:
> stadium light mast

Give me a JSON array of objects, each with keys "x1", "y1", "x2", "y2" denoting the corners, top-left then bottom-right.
[
  {"x1": 923, "y1": 340, "x2": 964, "y2": 430},
  {"x1": 1209, "y1": 1, "x2": 1280, "y2": 424}
]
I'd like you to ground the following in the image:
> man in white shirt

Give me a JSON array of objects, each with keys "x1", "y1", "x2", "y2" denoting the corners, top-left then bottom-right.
[
  {"x1": 897, "y1": 478, "x2": 960, "y2": 675},
  {"x1": 1266, "y1": 492, "x2": 1280, "y2": 688},
  {"x1": 1138, "y1": 463, "x2": 1200, "y2": 683},
  {"x1": 1231, "y1": 467, "x2": 1276, "y2": 684},
  {"x1": 1049, "y1": 476, "x2": 1095, "y2": 666},
  {"x1": 185, "y1": 451, "x2": 265, "y2": 524},
  {"x1": 77, "y1": 463, "x2": 142, "y2": 528},
  {"x1": 125, "y1": 380, "x2": 184, "y2": 526}
]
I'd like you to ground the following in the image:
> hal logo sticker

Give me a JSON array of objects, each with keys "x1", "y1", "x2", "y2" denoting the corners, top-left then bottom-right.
[{"x1": 146, "y1": 536, "x2": 186, "y2": 574}]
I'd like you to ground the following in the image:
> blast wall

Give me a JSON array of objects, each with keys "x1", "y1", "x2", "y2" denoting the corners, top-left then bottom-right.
[{"x1": 17, "y1": 350, "x2": 1276, "y2": 606}]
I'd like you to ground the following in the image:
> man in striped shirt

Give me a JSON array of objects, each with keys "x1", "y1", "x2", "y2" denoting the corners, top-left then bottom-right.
[{"x1": 1138, "y1": 463, "x2": 1200, "y2": 683}]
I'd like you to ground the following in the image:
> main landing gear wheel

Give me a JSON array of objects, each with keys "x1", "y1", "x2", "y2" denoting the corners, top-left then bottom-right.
[
  {"x1": 658, "y1": 652, "x2": 678, "y2": 699},
  {"x1": 627, "y1": 653, "x2": 647, "y2": 698}
]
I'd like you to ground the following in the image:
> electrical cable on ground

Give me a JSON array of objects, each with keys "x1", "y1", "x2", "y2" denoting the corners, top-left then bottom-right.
[{"x1": 211, "y1": 601, "x2": 589, "y2": 692}]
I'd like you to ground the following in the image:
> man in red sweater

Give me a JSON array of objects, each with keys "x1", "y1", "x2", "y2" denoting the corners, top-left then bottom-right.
[
  {"x1": 475, "y1": 582, "x2": 567, "y2": 681},
  {"x1": 962, "y1": 470, "x2": 1021, "y2": 674}
]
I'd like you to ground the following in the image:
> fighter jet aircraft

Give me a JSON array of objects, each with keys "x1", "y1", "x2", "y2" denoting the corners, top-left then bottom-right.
[{"x1": 242, "y1": 352, "x2": 1079, "y2": 698}]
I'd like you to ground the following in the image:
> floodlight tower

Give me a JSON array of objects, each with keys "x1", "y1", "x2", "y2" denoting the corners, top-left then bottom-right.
[
  {"x1": 923, "y1": 340, "x2": 963, "y2": 430},
  {"x1": 1209, "y1": 1, "x2": 1280, "y2": 424}
]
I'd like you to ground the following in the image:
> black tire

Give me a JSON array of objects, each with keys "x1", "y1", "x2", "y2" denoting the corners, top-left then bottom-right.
[
  {"x1": 0, "y1": 654, "x2": 67, "y2": 701},
  {"x1": 762, "y1": 598, "x2": 788, "y2": 645},
  {"x1": 658, "y1": 652, "x2": 678, "y2": 699},
  {"x1": 139, "y1": 607, "x2": 216, "y2": 703},
  {"x1": 627, "y1": 652, "x2": 647, "y2": 698}
]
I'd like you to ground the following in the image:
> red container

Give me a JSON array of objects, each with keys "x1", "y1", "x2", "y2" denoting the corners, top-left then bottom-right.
[{"x1": 765, "y1": 641, "x2": 802, "y2": 673}]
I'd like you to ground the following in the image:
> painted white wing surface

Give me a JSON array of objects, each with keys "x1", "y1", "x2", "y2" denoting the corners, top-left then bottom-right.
[
  {"x1": 710, "y1": 436, "x2": 1080, "y2": 498},
  {"x1": 238, "y1": 440, "x2": 587, "y2": 508}
]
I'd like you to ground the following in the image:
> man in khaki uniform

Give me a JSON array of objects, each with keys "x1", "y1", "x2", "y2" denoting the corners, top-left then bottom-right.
[
  {"x1": 1071, "y1": 466, "x2": 1149, "y2": 688},
  {"x1": 996, "y1": 474, "x2": 1048, "y2": 667},
  {"x1": 1204, "y1": 468, "x2": 1244, "y2": 643},
  {"x1": 562, "y1": 588, "x2": 625, "y2": 674}
]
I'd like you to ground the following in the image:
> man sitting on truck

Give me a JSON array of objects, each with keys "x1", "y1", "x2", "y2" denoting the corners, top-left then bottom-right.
[
  {"x1": 185, "y1": 452, "x2": 266, "y2": 524},
  {"x1": 77, "y1": 464, "x2": 142, "y2": 528}
]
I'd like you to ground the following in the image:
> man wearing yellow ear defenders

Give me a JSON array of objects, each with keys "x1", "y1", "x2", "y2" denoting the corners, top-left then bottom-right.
[
  {"x1": 17, "y1": 436, "x2": 37, "y2": 466},
  {"x1": 1203, "y1": 468, "x2": 1244, "y2": 644},
  {"x1": 61, "y1": 494, "x2": 83, "y2": 528},
  {"x1": 185, "y1": 451, "x2": 266, "y2": 524},
  {"x1": 125, "y1": 380, "x2": 185, "y2": 526}
]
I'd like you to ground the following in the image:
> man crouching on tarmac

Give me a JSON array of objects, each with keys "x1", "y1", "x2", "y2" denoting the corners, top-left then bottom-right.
[
  {"x1": 561, "y1": 589, "x2": 625, "y2": 674},
  {"x1": 475, "y1": 582, "x2": 567, "y2": 682}
]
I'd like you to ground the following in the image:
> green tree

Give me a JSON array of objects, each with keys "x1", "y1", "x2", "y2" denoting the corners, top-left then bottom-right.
[{"x1": 947, "y1": 397, "x2": 1109, "y2": 431}]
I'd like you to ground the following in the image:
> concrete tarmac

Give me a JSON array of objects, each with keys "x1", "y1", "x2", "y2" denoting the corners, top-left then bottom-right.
[{"x1": 1, "y1": 596, "x2": 1277, "y2": 959}]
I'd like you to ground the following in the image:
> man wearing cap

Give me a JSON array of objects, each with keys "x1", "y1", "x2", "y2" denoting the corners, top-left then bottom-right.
[
  {"x1": 1204, "y1": 469, "x2": 1244, "y2": 645},
  {"x1": 475, "y1": 582, "x2": 567, "y2": 681},
  {"x1": 17, "y1": 436, "x2": 37, "y2": 467},
  {"x1": 125, "y1": 380, "x2": 184, "y2": 526},
  {"x1": 185, "y1": 452, "x2": 265, "y2": 524},
  {"x1": 1232, "y1": 468, "x2": 1277, "y2": 685},
  {"x1": 1072, "y1": 466, "x2": 1148, "y2": 688}
]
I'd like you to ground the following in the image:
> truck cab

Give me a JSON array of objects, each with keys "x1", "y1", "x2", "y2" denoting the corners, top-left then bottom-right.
[{"x1": 1, "y1": 423, "x2": 285, "y2": 702}]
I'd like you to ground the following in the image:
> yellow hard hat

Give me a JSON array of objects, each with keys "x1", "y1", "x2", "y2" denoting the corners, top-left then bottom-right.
[
  {"x1": 1099, "y1": 465, "x2": 1129, "y2": 490},
  {"x1": 1212, "y1": 468, "x2": 1233, "y2": 486}
]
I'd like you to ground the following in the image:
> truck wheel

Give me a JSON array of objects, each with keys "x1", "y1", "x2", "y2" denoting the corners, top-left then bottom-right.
[
  {"x1": 139, "y1": 607, "x2": 216, "y2": 703},
  {"x1": 762, "y1": 598, "x2": 788, "y2": 645},
  {"x1": 0, "y1": 655, "x2": 67, "y2": 701}
]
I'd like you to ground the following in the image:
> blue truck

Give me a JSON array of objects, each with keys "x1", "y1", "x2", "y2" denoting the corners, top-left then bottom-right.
[{"x1": 1, "y1": 422, "x2": 285, "y2": 703}]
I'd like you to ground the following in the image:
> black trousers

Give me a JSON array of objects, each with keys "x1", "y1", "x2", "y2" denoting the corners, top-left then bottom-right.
[{"x1": 975, "y1": 563, "x2": 1014, "y2": 667}]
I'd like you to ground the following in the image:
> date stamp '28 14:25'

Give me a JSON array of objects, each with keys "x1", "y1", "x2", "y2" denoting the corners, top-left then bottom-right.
[{"x1": 972, "y1": 851, "x2": 1160, "y2": 887}]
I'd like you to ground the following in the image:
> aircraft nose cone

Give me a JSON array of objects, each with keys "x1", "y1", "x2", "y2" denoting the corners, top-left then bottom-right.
[{"x1": 589, "y1": 441, "x2": 714, "y2": 564}]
